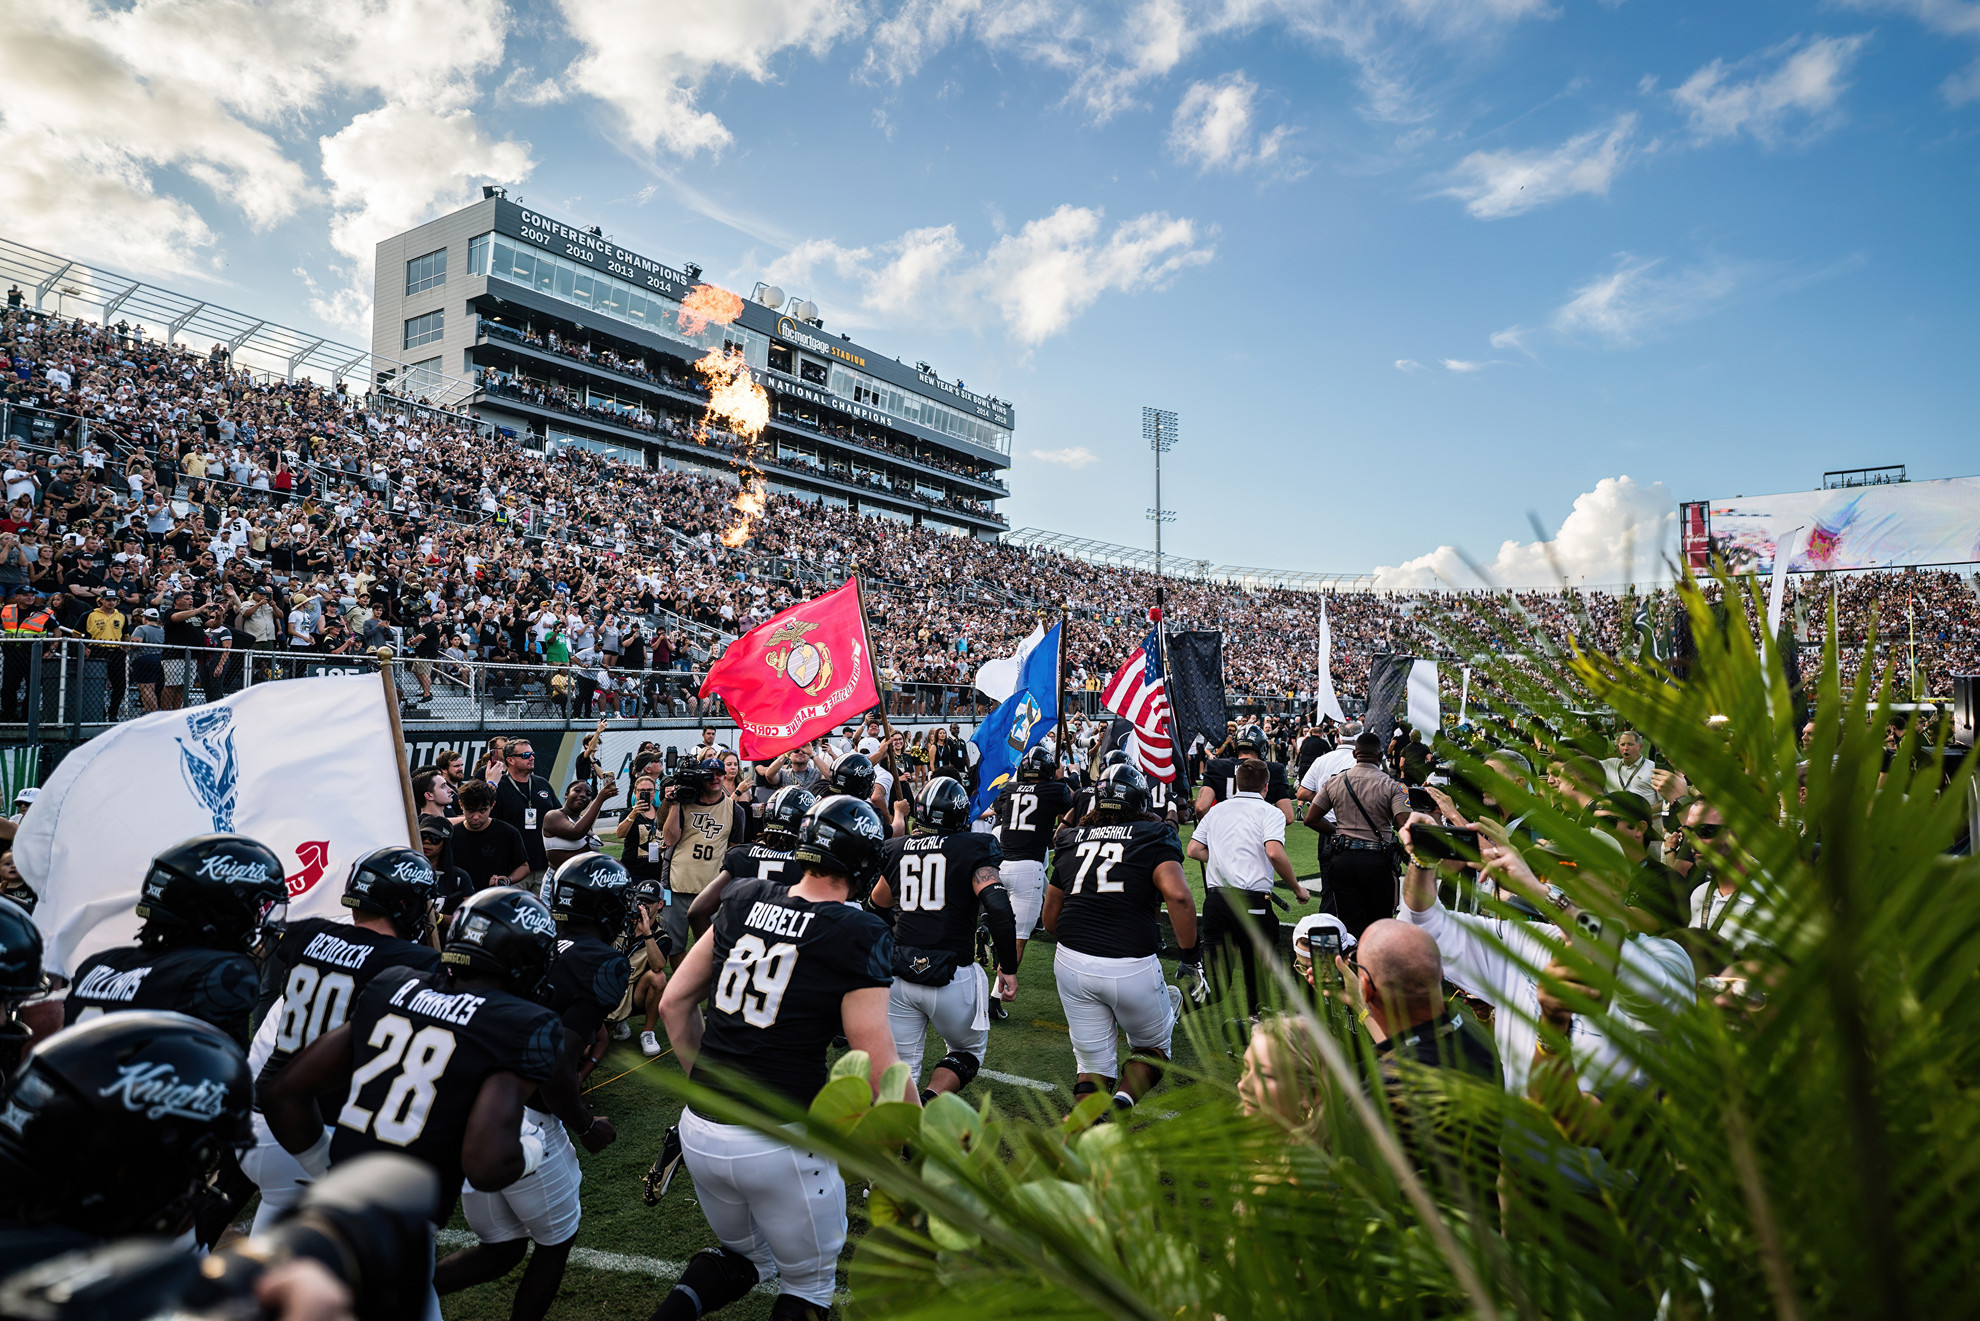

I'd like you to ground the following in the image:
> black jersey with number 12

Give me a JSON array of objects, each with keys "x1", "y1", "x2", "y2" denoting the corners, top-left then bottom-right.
[
  {"x1": 879, "y1": 830, "x2": 1003, "y2": 960},
  {"x1": 992, "y1": 781, "x2": 1074, "y2": 862},
  {"x1": 697, "y1": 878, "x2": 893, "y2": 1106},
  {"x1": 1048, "y1": 820, "x2": 1185, "y2": 960}
]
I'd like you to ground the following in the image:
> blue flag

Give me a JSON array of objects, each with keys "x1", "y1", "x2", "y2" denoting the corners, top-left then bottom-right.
[{"x1": 967, "y1": 621, "x2": 1060, "y2": 820}]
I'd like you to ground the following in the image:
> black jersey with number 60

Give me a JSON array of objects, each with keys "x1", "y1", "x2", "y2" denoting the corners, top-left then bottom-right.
[
  {"x1": 697, "y1": 878, "x2": 893, "y2": 1106},
  {"x1": 879, "y1": 830, "x2": 1004, "y2": 960},
  {"x1": 329, "y1": 965, "x2": 561, "y2": 1205},
  {"x1": 1048, "y1": 821, "x2": 1186, "y2": 960},
  {"x1": 1202, "y1": 757, "x2": 1291, "y2": 808},
  {"x1": 992, "y1": 781, "x2": 1074, "y2": 862},
  {"x1": 719, "y1": 842, "x2": 795, "y2": 889},
  {"x1": 250, "y1": 917, "x2": 442, "y2": 1105}
]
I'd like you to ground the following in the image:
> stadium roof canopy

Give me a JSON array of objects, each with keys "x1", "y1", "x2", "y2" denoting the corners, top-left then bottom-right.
[
  {"x1": 0, "y1": 233, "x2": 476, "y2": 407},
  {"x1": 1005, "y1": 528, "x2": 1375, "y2": 592}
]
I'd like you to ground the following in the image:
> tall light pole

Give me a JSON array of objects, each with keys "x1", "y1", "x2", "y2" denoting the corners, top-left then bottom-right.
[{"x1": 1143, "y1": 406, "x2": 1179, "y2": 692}]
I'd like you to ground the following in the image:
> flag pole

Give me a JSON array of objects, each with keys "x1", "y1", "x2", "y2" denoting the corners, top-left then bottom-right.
[
  {"x1": 378, "y1": 656, "x2": 421, "y2": 845},
  {"x1": 850, "y1": 574, "x2": 897, "y2": 775},
  {"x1": 1052, "y1": 605, "x2": 1068, "y2": 770}
]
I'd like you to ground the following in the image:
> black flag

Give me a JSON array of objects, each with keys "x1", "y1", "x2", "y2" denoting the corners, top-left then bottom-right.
[
  {"x1": 1365, "y1": 653, "x2": 1414, "y2": 742},
  {"x1": 1164, "y1": 630, "x2": 1226, "y2": 785}
]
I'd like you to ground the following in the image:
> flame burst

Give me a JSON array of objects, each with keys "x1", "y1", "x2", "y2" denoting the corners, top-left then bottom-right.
[
  {"x1": 694, "y1": 344, "x2": 772, "y2": 548},
  {"x1": 677, "y1": 283, "x2": 744, "y2": 337}
]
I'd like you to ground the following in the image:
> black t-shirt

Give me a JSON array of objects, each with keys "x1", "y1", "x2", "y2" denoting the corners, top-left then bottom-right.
[
  {"x1": 992, "y1": 779, "x2": 1075, "y2": 862},
  {"x1": 1202, "y1": 757, "x2": 1290, "y2": 807},
  {"x1": 879, "y1": 830, "x2": 1004, "y2": 961},
  {"x1": 697, "y1": 879, "x2": 892, "y2": 1106},
  {"x1": 720, "y1": 842, "x2": 796, "y2": 889},
  {"x1": 495, "y1": 775, "x2": 560, "y2": 871},
  {"x1": 253, "y1": 917, "x2": 442, "y2": 1102},
  {"x1": 64, "y1": 943, "x2": 259, "y2": 1047},
  {"x1": 451, "y1": 818, "x2": 529, "y2": 888},
  {"x1": 1047, "y1": 820, "x2": 1185, "y2": 960},
  {"x1": 329, "y1": 965, "x2": 561, "y2": 1208}
]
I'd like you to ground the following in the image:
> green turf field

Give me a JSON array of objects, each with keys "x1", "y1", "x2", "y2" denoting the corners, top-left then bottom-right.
[{"x1": 438, "y1": 820, "x2": 1326, "y2": 1319}]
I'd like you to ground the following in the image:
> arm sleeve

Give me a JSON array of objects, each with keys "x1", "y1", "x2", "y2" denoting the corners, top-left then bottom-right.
[{"x1": 978, "y1": 883, "x2": 1019, "y2": 974}]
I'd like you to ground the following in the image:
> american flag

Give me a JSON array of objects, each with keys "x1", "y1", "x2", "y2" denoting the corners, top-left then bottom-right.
[{"x1": 1101, "y1": 630, "x2": 1175, "y2": 782}]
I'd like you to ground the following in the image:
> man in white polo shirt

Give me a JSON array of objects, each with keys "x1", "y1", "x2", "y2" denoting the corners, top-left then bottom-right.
[{"x1": 1187, "y1": 759, "x2": 1309, "y2": 1018}]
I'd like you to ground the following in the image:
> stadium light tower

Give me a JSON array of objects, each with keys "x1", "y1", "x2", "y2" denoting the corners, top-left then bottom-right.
[{"x1": 1143, "y1": 406, "x2": 1179, "y2": 618}]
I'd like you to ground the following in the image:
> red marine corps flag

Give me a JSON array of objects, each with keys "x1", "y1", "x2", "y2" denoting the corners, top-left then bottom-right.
[{"x1": 700, "y1": 578, "x2": 881, "y2": 760}]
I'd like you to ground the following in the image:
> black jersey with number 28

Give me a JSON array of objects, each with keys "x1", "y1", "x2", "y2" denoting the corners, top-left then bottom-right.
[
  {"x1": 329, "y1": 965, "x2": 561, "y2": 1206},
  {"x1": 697, "y1": 878, "x2": 893, "y2": 1106},
  {"x1": 719, "y1": 843, "x2": 796, "y2": 889},
  {"x1": 1048, "y1": 820, "x2": 1186, "y2": 960},
  {"x1": 992, "y1": 781, "x2": 1074, "y2": 862},
  {"x1": 879, "y1": 830, "x2": 1004, "y2": 960}
]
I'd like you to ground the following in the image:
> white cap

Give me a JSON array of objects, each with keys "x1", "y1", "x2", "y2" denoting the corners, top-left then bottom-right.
[
  {"x1": 1292, "y1": 912, "x2": 1354, "y2": 955},
  {"x1": 13, "y1": 787, "x2": 38, "y2": 808},
  {"x1": 857, "y1": 737, "x2": 882, "y2": 756}
]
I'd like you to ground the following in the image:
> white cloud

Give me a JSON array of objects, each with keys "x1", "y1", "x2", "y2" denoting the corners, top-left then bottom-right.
[
  {"x1": 1440, "y1": 357, "x2": 1490, "y2": 372},
  {"x1": 1840, "y1": 0, "x2": 1980, "y2": 103},
  {"x1": 1394, "y1": 358, "x2": 1426, "y2": 372},
  {"x1": 1030, "y1": 447, "x2": 1100, "y2": 467},
  {"x1": 1549, "y1": 252, "x2": 1743, "y2": 347},
  {"x1": 556, "y1": 0, "x2": 862, "y2": 156},
  {"x1": 1489, "y1": 325, "x2": 1531, "y2": 352},
  {"x1": 1373, "y1": 476, "x2": 1678, "y2": 590},
  {"x1": 1168, "y1": 72, "x2": 1295, "y2": 172},
  {"x1": 769, "y1": 204, "x2": 1214, "y2": 346},
  {"x1": 1671, "y1": 34, "x2": 1870, "y2": 145},
  {"x1": 1442, "y1": 114, "x2": 1637, "y2": 219}
]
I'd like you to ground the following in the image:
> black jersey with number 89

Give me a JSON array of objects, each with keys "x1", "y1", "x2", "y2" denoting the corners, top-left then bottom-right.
[
  {"x1": 879, "y1": 831, "x2": 1003, "y2": 960},
  {"x1": 697, "y1": 879, "x2": 893, "y2": 1105},
  {"x1": 1047, "y1": 820, "x2": 1185, "y2": 960}
]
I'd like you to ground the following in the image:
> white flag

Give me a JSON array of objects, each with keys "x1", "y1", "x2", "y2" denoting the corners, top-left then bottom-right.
[
  {"x1": 1406, "y1": 659, "x2": 1441, "y2": 737},
  {"x1": 16, "y1": 676, "x2": 413, "y2": 978},
  {"x1": 1315, "y1": 600, "x2": 1346, "y2": 723},
  {"x1": 1766, "y1": 525, "x2": 1805, "y2": 638},
  {"x1": 973, "y1": 622, "x2": 1047, "y2": 702}
]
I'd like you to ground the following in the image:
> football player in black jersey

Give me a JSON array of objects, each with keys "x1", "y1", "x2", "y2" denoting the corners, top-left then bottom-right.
[
  {"x1": 0, "y1": 1011, "x2": 253, "y2": 1271},
  {"x1": 0, "y1": 893, "x2": 43, "y2": 1072},
  {"x1": 261, "y1": 887, "x2": 565, "y2": 1257},
  {"x1": 1042, "y1": 764, "x2": 1200, "y2": 1113},
  {"x1": 438, "y1": 854, "x2": 628, "y2": 1321},
  {"x1": 63, "y1": 834, "x2": 287, "y2": 1049},
  {"x1": 991, "y1": 746, "x2": 1075, "y2": 980},
  {"x1": 651, "y1": 795, "x2": 905, "y2": 1321},
  {"x1": 686, "y1": 783, "x2": 814, "y2": 938},
  {"x1": 871, "y1": 777, "x2": 1018, "y2": 1105},
  {"x1": 1067, "y1": 747, "x2": 1127, "y2": 822},
  {"x1": 1195, "y1": 724, "x2": 1295, "y2": 824},
  {"x1": 827, "y1": 751, "x2": 892, "y2": 834},
  {"x1": 242, "y1": 846, "x2": 443, "y2": 1233}
]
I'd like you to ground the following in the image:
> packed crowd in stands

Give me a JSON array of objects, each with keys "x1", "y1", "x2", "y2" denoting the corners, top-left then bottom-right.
[{"x1": 1, "y1": 304, "x2": 1975, "y2": 726}]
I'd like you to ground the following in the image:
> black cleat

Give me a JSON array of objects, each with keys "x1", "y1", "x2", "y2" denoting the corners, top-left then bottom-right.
[{"x1": 642, "y1": 1124, "x2": 684, "y2": 1205}]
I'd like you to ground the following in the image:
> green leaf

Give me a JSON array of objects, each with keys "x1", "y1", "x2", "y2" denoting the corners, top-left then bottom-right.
[
  {"x1": 830, "y1": 1049, "x2": 873, "y2": 1084},
  {"x1": 848, "y1": 1100, "x2": 925, "y2": 1151},
  {"x1": 876, "y1": 1060, "x2": 912, "y2": 1105},
  {"x1": 919, "y1": 1091, "x2": 984, "y2": 1157},
  {"x1": 809, "y1": 1074, "x2": 873, "y2": 1130}
]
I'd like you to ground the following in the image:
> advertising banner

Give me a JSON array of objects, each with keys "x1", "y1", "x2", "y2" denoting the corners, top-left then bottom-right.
[{"x1": 1703, "y1": 476, "x2": 1980, "y2": 574}]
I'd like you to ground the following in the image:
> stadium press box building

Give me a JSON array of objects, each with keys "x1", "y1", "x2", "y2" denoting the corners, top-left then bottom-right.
[{"x1": 370, "y1": 197, "x2": 1013, "y2": 537}]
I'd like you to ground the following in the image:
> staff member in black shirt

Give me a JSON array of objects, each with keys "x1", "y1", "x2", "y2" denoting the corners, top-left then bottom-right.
[
  {"x1": 494, "y1": 737, "x2": 560, "y2": 894},
  {"x1": 456, "y1": 779, "x2": 531, "y2": 893}
]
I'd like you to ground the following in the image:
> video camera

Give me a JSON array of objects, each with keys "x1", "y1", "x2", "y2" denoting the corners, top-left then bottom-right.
[{"x1": 0, "y1": 1155, "x2": 438, "y2": 1321}]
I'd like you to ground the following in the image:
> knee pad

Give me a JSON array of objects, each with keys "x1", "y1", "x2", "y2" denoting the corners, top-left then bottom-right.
[
  {"x1": 934, "y1": 1050, "x2": 980, "y2": 1090},
  {"x1": 769, "y1": 1294, "x2": 829, "y2": 1321},
  {"x1": 671, "y1": 1245, "x2": 762, "y2": 1318}
]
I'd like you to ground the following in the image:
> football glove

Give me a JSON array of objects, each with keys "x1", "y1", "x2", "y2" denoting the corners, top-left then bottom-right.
[{"x1": 1176, "y1": 961, "x2": 1209, "y2": 1008}]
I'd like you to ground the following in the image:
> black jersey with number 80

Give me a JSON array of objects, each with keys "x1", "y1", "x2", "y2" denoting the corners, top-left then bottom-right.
[
  {"x1": 1047, "y1": 821, "x2": 1185, "y2": 960},
  {"x1": 879, "y1": 831, "x2": 1003, "y2": 960},
  {"x1": 252, "y1": 918, "x2": 441, "y2": 1100},
  {"x1": 992, "y1": 780, "x2": 1074, "y2": 862},
  {"x1": 697, "y1": 878, "x2": 893, "y2": 1105}
]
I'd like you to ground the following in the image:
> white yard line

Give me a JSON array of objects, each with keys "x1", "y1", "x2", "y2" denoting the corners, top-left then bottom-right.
[
  {"x1": 433, "y1": 1228, "x2": 849, "y2": 1301},
  {"x1": 979, "y1": 1067, "x2": 1058, "y2": 1092}
]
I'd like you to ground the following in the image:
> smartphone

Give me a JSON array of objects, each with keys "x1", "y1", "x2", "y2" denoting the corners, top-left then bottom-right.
[
  {"x1": 1570, "y1": 905, "x2": 1629, "y2": 986},
  {"x1": 1412, "y1": 825, "x2": 1480, "y2": 862},
  {"x1": 1407, "y1": 786, "x2": 1437, "y2": 814}
]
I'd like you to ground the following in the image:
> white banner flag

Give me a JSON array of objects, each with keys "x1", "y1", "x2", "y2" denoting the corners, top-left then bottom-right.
[
  {"x1": 973, "y1": 622, "x2": 1047, "y2": 702},
  {"x1": 1315, "y1": 599, "x2": 1346, "y2": 724},
  {"x1": 16, "y1": 675, "x2": 413, "y2": 977},
  {"x1": 1767, "y1": 525, "x2": 1806, "y2": 638},
  {"x1": 1406, "y1": 659, "x2": 1441, "y2": 737}
]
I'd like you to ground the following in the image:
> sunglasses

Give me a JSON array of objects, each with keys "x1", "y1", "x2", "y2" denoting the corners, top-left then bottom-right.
[
  {"x1": 1691, "y1": 822, "x2": 1726, "y2": 839},
  {"x1": 509, "y1": 751, "x2": 536, "y2": 759}
]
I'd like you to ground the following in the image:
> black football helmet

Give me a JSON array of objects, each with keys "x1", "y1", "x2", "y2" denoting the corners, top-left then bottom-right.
[
  {"x1": 551, "y1": 852, "x2": 636, "y2": 939},
  {"x1": 136, "y1": 834, "x2": 288, "y2": 952},
  {"x1": 0, "y1": 894, "x2": 44, "y2": 1007},
  {"x1": 0, "y1": 1011, "x2": 252, "y2": 1238},
  {"x1": 1235, "y1": 725, "x2": 1270, "y2": 758},
  {"x1": 1015, "y1": 744, "x2": 1055, "y2": 784},
  {"x1": 829, "y1": 752, "x2": 876, "y2": 801},
  {"x1": 792, "y1": 795, "x2": 886, "y2": 900},
  {"x1": 1096, "y1": 763, "x2": 1151, "y2": 816},
  {"x1": 915, "y1": 776, "x2": 971, "y2": 834},
  {"x1": 1099, "y1": 748, "x2": 1130, "y2": 770},
  {"x1": 343, "y1": 846, "x2": 439, "y2": 943},
  {"x1": 442, "y1": 887, "x2": 557, "y2": 1003},
  {"x1": 759, "y1": 785, "x2": 816, "y2": 849}
]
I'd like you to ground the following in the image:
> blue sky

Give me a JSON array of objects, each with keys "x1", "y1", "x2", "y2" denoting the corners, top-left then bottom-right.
[{"x1": 4, "y1": 0, "x2": 1975, "y2": 584}]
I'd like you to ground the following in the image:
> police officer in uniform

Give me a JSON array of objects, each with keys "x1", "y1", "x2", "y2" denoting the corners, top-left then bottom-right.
[
  {"x1": 243, "y1": 846, "x2": 442, "y2": 1232},
  {"x1": 438, "y1": 855, "x2": 628, "y2": 1321},
  {"x1": 1196, "y1": 725, "x2": 1295, "y2": 824},
  {"x1": 1041, "y1": 765, "x2": 1201, "y2": 1114},
  {"x1": 650, "y1": 796, "x2": 903, "y2": 1321},
  {"x1": 261, "y1": 888, "x2": 566, "y2": 1239},
  {"x1": 63, "y1": 834, "x2": 288, "y2": 1048},
  {"x1": 872, "y1": 777, "x2": 1018, "y2": 1103}
]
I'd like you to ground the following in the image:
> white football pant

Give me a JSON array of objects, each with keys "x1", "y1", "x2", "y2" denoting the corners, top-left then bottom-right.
[
  {"x1": 677, "y1": 1106, "x2": 844, "y2": 1308},
  {"x1": 1052, "y1": 944, "x2": 1176, "y2": 1079}
]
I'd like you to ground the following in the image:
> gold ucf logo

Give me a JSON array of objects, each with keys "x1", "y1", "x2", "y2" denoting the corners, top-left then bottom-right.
[
  {"x1": 763, "y1": 619, "x2": 834, "y2": 696},
  {"x1": 690, "y1": 810, "x2": 726, "y2": 840}
]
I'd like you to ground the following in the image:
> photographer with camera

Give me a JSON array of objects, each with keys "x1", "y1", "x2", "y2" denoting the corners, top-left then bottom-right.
[{"x1": 658, "y1": 757, "x2": 744, "y2": 961}]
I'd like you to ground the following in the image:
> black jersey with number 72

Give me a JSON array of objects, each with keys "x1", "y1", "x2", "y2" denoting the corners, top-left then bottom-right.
[{"x1": 1047, "y1": 820, "x2": 1185, "y2": 960}]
